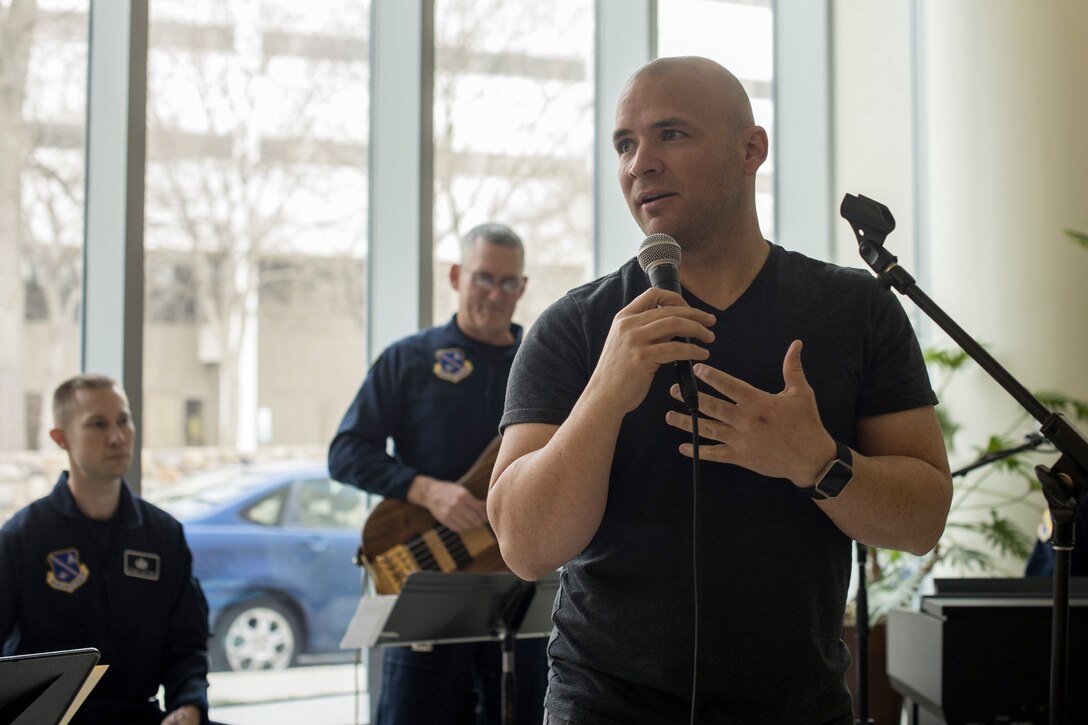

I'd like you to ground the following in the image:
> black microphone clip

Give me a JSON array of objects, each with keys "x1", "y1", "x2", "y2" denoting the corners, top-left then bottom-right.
[{"x1": 840, "y1": 193, "x2": 916, "y2": 294}]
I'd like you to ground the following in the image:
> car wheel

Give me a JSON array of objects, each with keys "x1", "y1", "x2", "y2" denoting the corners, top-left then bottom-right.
[{"x1": 211, "y1": 597, "x2": 301, "y2": 671}]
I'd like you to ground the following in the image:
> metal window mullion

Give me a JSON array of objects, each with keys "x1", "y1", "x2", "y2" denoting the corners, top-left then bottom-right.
[
  {"x1": 367, "y1": 0, "x2": 433, "y2": 362},
  {"x1": 82, "y1": 0, "x2": 148, "y2": 490},
  {"x1": 774, "y1": 0, "x2": 832, "y2": 260},
  {"x1": 594, "y1": 0, "x2": 655, "y2": 277}
]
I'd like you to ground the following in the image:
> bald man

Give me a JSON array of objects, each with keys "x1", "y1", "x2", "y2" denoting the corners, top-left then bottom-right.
[{"x1": 488, "y1": 57, "x2": 952, "y2": 723}]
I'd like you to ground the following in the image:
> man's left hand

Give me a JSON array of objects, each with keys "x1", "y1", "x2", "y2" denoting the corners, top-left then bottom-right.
[
  {"x1": 665, "y1": 339, "x2": 835, "y2": 487},
  {"x1": 161, "y1": 704, "x2": 201, "y2": 725}
]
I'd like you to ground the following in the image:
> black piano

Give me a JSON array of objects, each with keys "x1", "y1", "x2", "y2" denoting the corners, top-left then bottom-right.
[{"x1": 887, "y1": 578, "x2": 1088, "y2": 724}]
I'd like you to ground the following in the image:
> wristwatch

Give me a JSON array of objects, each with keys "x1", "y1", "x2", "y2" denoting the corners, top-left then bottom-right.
[{"x1": 805, "y1": 441, "x2": 854, "y2": 500}]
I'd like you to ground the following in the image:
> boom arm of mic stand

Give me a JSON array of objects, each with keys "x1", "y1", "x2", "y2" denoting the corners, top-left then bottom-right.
[
  {"x1": 840, "y1": 192, "x2": 1088, "y2": 725},
  {"x1": 951, "y1": 433, "x2": 1048, "y2": 479}
]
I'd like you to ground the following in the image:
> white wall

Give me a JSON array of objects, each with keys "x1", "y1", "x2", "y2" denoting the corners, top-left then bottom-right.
[
  {"x1": 923, "y1": 0, "x2": 1088, "y2": 401},
  {"x1": 835, "y1": 0, "x2": 1088, "y2": 572},
  {"x1": 832, "y1": 0, "x2": 917, "y2": 272}
]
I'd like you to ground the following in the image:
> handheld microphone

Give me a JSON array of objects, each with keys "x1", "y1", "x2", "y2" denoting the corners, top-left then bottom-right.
[{"x1": 637, "y1": 233, "x2": 699, "y2": 413}]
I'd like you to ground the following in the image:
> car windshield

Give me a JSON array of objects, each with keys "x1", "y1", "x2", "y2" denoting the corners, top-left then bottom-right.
[{"x1": 149, "y1": 467, "x2": 285, "y2": 519}]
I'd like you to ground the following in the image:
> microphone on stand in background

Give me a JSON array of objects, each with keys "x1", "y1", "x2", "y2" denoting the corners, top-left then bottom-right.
[{"x1": 637, "y1": 233, "x2": 700, "y2": 413}]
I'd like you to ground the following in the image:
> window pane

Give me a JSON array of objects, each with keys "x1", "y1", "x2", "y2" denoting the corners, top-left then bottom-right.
[
  {"x1": 658, "y1": 0, "x2": 776, "y2": 240},
  {"x1": 143, "y1": 1, "x2": 370, "y2": 716},
  {"x1": 244, "y1": 488, "x2": 286, "y2": 526},
  {"x1": 432, "y1": 0, "x2": 595, "y2": 328},
  {"x1": 292, "y1": 477, "x2": 367, "y2": 530},
  {"x1": 0, "y1": 0, "x2": 89, "y2": 525},
  {"x1": 144, "y1": 0, "x2": 369, "y2": 458}
]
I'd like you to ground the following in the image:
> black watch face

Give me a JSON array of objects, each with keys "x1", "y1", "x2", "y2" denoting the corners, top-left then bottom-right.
[{"x1": 815, "y1": 461, "x2": 852, "y2": 498}]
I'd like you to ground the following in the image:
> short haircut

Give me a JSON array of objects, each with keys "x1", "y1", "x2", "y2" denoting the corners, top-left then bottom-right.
[
  {"x1": 458, "y1": 223, "x2": 525, "y2": 265},
  {"x1": 628, "y1": 56, "x2": 755, "y2": 131},
  {"x1": 53, "y1": 374, "x2": 122, "y2": 429}
]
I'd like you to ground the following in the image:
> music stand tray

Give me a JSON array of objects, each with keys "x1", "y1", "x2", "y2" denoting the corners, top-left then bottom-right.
[
  {"x1": 0, "y1": 648, "x2": 101, "y2": 725},
  {"x1": 341, "y1": 571, "x2": 558, "y2": 725},
  {"x1": 343, "y1": 570, "x2": 558, "y2": 649}
]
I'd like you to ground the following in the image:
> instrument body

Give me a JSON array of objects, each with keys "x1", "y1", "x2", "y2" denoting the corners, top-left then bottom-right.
[{"x1": 359, "y1": 437, "x2": 507, "y2": 594}]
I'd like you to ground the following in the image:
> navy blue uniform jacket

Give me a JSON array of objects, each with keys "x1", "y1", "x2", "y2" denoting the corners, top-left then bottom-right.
[
  {"x1": 0, "y1": 473, "x2": 210, "y2": 724},
  {"x1": 329, "y1": 315, "x2": 522, "y2": 498}
]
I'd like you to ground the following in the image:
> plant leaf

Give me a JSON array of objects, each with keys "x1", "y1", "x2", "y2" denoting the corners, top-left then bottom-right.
[
  {"x1": 925, "y1": 347, "x2": 972, "y2": 371},
  {"x1": 939, "y1": 541, "x2": 997, "y2": 573},
  {"x1": 949, "y1": 511, "x2": 1034, "y2": 560},
  {"x1": 1034, "y1": 390, "x2": 1088, "y2": 421},
  {"x1": 1065, "y1": 228, "x2": 1088, "y2": 248},
  {"x1": 935, "y1": 407, "x2": 961, "y2": 450}
]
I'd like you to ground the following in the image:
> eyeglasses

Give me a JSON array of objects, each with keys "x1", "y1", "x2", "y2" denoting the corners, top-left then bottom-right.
[{"x1": 470, "y1": 272, "x2": 525, "y2": 294}]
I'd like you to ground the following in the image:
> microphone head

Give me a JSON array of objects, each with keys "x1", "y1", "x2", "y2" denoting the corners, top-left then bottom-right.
[{"x1": 637, "y1": 233, "x2": 681, "y2": 274}]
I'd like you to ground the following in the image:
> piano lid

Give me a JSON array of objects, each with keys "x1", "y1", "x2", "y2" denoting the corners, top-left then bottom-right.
[{"x1": 931, "y1": 576, "x2": 1088, "y2": 598}]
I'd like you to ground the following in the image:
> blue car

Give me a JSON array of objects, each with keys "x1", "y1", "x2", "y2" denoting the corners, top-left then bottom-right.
[{"x1": 149, "y1": 461, "x2": 371, "y2": 671}]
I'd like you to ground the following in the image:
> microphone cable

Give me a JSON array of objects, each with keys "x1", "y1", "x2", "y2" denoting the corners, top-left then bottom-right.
[
  {"x1": 687, "y1": 408, "x2": 702, "y2": 725},
  {"x1": 636, "y1": 232, "x2": 705, "y2": 722}
]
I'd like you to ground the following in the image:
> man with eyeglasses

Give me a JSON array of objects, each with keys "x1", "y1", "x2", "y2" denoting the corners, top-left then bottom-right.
[{"x1": 330, "y1": 223, "x2": 545, "y2": 724}]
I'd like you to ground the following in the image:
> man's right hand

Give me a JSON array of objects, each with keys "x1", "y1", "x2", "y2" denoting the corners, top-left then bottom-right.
[
  {"x1": 487, "y1": 288, "x2": 715, "y2": 580},
  {"x1": 407, "y1": 475, "x2": 489, "y2": 532},
  {"x1": 586, "y1": 286, "x2": 715, "y2": 416}
]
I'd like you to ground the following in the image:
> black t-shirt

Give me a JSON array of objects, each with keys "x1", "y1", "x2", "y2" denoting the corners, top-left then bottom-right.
[{"x1": 501, "y1": 243, "x2": 937, "y2": 724}]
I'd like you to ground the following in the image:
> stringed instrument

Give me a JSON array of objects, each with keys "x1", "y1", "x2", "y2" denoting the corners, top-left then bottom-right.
[{"x1": 358, "y1": 436, "x2": 508, "y2": 595}]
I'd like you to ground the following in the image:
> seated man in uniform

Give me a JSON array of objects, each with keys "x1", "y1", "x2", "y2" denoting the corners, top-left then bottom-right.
[{"x1": 0, "y1": 374, "x2": 211, "y2": 725}]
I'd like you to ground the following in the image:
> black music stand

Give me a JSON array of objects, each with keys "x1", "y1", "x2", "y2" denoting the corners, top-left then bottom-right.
[
  {"x1": 0, "y1": 648, "x2": 101, "y2": 725},
  {"x1": 345, "y1": 571, "x2": 558, "y2": 725}
]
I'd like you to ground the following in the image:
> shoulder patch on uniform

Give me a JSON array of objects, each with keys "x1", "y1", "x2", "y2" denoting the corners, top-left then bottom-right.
[
  {"x1": 433, "y1": 347, "x2": 474, "y2": 383},
  {"x1": 124, "y1": 549, "x2": 161, "y2": 581},
  {"x1": 46, "y1": 548, "x2": 89, "y2": 594}
]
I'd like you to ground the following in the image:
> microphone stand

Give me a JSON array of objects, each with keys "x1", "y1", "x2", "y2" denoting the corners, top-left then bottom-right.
[
  {"x1": 853, "y1": 541, "x2": 874, "y2": 725},
  {"x1": 496, "y1": 580, "x2": 535, "y2": 725},
  {"x1": 840, "y1": 193, "x2": 1088, "y2": 725}
]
